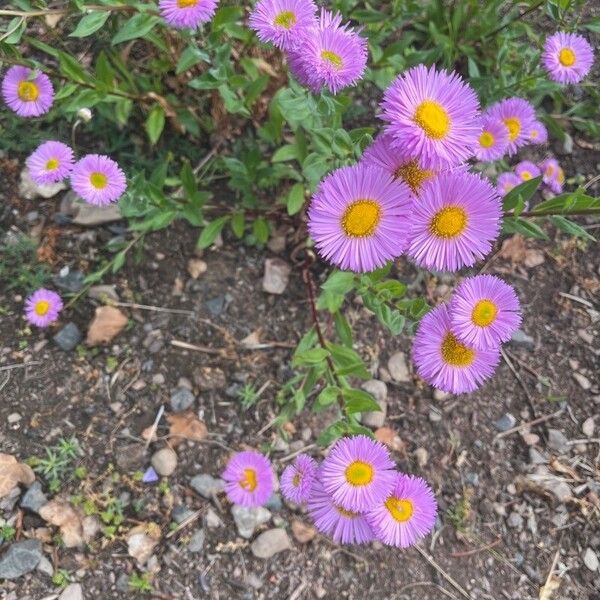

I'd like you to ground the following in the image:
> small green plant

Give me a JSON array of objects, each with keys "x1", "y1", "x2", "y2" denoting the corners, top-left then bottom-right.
[
  {"x1": 99, "y1": 495, "x2": 125, "y2": 540},
  {"x1": 237, "y1": 383, "x2": 260, "y2": 410},
  {"x1": 52, "y1": 569, "x2": 72, "y2": 588},
  {"x1": 29, "y1": 437, "x2": 81, "y2": 492},
  {"x1": 0, "y1": 236, "x2": 51, "y2": 294},
  {"x1": 128, "y1": 572, "x2": 153, "y2": 593},
  {"x1": 0, "y1": 524, "x2": 16, "y2": 543},
  {"x1": 447, "y1": 490, "x2": 473, "y2": 532}
]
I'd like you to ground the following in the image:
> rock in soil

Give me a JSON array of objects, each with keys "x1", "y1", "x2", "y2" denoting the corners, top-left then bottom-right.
[
  {"x1": 572, "y1": 372, "x2": 591, "y2": 390},
  {"x1": 187, "y1": 528, "x2": 205, "y2": 553},
  {"x1": 190, "y1": 474, "x2": 225, "y2": 499},
  {"x1": 72, "y1": 200, "x2": 121, "y2": 226},
  {"x1": 36, "y1": 555, "x2": 53, "y2": 577},
  {"x1": 53, "y1": 323, "x2": 83, "y2": 352},
  {"x1": 387, "y1": 352, "x2": 410, "y2": 382},
  {"x1": 251, "y1": 528, "x2": 292, "y2": 558},
  {"x1": 262, "y1": 258, "x2": 291, "y2": 295},
  {"x1": 0, "y1": 539, "x2": 42, "y2": 579},
  {"x1": 582, "y1": 417, "x2": 595, "y2": 437},
  {"x1": 20, "y1": 481, "x2": 48, "y2": 513},
  {"x1": 86, "y1": 305, "x2": 128, "y2": 346},
  {"x1": 59, "y1": 583, "x2": 83, "y2": 600},
  {"x1": 583, "y1": 547, "x2": 599, "y2": 572},
  {"x1": 205, "y1": 508, "x2": 224, "y2": 529},
  {"x1": 187, "y1": 258, "x2": 207, "y2": 279},
  {"x1": 510, "y1": 329, "x2": 535, "y2": 349},
  {"x1": 494, "y1": 413, "x2": 516, "y2": 432},
  {"x1": 127, "y1": 526, "x2": 160, "y2": 566},
  {"x1": 291, "y1": 519, "x2": 316, "y2": 544},
  {"x1": 193, "y1": 366, "x2": 227, "y2": 391},
  {"x1": 88, "y1": 285, "x2": 119, "y2": 302},
  {"x1": 231, "y1": 505, "x2": 272, "y2": 539},
  {"x1": 53, "y1": 269, "x2": 85, "y2": 293},
  {"x1": 547, "y1": 429, "x2": 569, "y2": 453},
  {"x1": 116, "y1": 443, "x2": 146, "y2": 472},
  {"x1": 19, "y1": 167, "x2": 67, "y2": 200},
  {"x1": 170, "y1": 387, "x2": 195, "y2": 412},
  {"x1": 151, "y1": 447, "x2": 178, "y2": 477},
  {"x1": 359, "y1": 380, "x2": 388, "y2": 429}
]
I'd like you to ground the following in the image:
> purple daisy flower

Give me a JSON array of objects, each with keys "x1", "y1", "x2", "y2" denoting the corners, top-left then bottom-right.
[
  {"x1": 308, "y1": 163, "x2": 414, "y2": 273},
  {"x1": 26, "y1": 141, "x2": 74, "y2": 186},
  {"x1": 449, "y1": 275, "x2": 522, "y2": 350},
  {"x1": 539, "y1": 158, "x2": 564, "y2": 193},
  {"x1": 527, "y1": 120, "x2": 548, "y2": 144},
  {"x1": 361, "y1": 133, "x2": 437, "y2": 195},
  {"x1": 307, "y1": 479, "x2": 374, "y2": 544},
  {"x1": 485, "y1": 97, "x2": 536, "y2": 155},
  {"x1": 70, "y1": 154, "x2": 127, "y2": 206},
  {"x1": 496, "y1": 172, "x2": 521, "y2": 197},
  {"x1": 366, "y1": 473, "x2": 437, "y2": 548},
  {"x1": 413, "y1": 304, "x2": 501, "y2": 394},
  {"x1": 319, "y1": 435, "x2": 396, "y2": 512},
  {"x1": 406, "y1": 171, "x2": 502, "y2": 273},
  {"x1": 25, "y1": 289, "x2": 63, "y2": 328},
  {"x1": 280, "y1": 454, "x2": 318, "y2": 503},
  {"x1": 250, "y1": 0, "x2": 317, "y2": 50},
  {"x1": 158, "y1": 0, "x2": 219, "y2": 30},
  {"x1": 2, "y1": 66, "x2": 54, "y2": 118},
  {"x1": 515, "y1": 160, "x2": 541, "y2": 183},
  {"x1": 380, "y1": 64, "x2": 481, "y2": 169},
  {"x1": 542, "y1": 32, "x2": 594, "y2": 85},
  {"x1": 475, "y1": 115, "x2": 509, "y2": 162},
  {"x1": 222, "y1": 450, "x2": 274, "y2": 507}
]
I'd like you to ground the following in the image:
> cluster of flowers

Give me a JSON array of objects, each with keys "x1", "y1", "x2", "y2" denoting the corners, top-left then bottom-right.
[
  {"x1": 250, "y1": 1, "x2": 367, "y2": 95},
  {"x1": 223, "y1": 435, "x2": 437, "y2": 547},
  {"x1": 498, "y1": 158, "x2": 565, "y2": 198}
]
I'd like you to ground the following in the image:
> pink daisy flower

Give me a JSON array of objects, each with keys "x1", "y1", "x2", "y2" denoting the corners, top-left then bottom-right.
[
  {"x1": 380, "y1": 64, "x2": 481, "y2": 169},
  {"x1": 25, "y1": 289, "x2": 63, "y2": 328},
  {"x1": 475, "y1": 115, "x2": 509, "y2": 162},
  {"x1": 250, "y1": 0, "x2": 317, "y2": 50},
  {"x1": 319, "y1": 435, "x2": 396, "y2": 512},
  {"x1": 281, "y1": 454, "x2": 318, "y2": 503},
  {"x1": 222, "y1": 450, "x2": 275, "y2": 507},
  {"x1": 542, "y1": 32, "x2": 594, "y2": 85},
  {"x1": 158, "y1": 0, "x2": 219, "y2": 30},
  {"x1": 539, "y1": 158, "x2": 564, "y2": 194},
  {"x1": 307, "y1": 479, "x2": 374, "y2": 544},
  {"x1": 26, "y1": 141, "x2": 74, "y2": 186},
  {"x1": 406, "y1": 171, "x2": 502, "y2": 272},
  {"x1": 2, "y1": 66, "x2": 54, "y2": 118},
  {"x1": 486, "y1": 97, "x2": 536, "y2": 155},
  {"x1": 366, "y1": 473, "x2": 437, "y2": 548},
  {"x1": 70, "y1": 154, "x2": 127, "y2": 206},
  {"x1": 527, "y1": 120, "x2": 548, "y2": 144},
  {"x1": 307, "y1": 163, "x2": 414, "y2": 273},
  {"x1": 361, "y1": 133, "x2": 437, "y2": 195},
  {"x1": 449, "y1": 275, "x2": 522, "y2": 350},
  {"x1": 413, "y1": 304, "x2": 501, "y2": 394},
  {"x1": 515, "y1": 160, "x2": 541, "y2": 183},
  {"x1": 496, "y1": 172, "x2": 521, "y2": 197}
]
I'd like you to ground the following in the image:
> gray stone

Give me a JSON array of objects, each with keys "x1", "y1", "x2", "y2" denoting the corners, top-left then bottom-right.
[
  {"x1": 88, "y1": 285, "x2": 119, "y2": 302},
  {"x1": 529, "y1": 448, "x2": 548, "y2": 465},
  {"x1": 582, "y1": 417, "x2": 595, "y2": 438},
  {"x1": 188, "y1": 529, "x2": 205, "y2": 553},
  {"x1": 547, "y1": 429, "x2": 569, "y2": 453},
  {"x1": 21, "y1": 481, "x2": 48, "y2": 514},
  {"x1": 232, "y1": 505, "x2": 272, "y2": 539},
  {"x1": 206, "y1": 296, "x2": 225, "y2": 316},
  {"x1": 0, "y1": 539, "x2": 42, "y2": 579},
  {"x1": 414, "y1": 447, "x2": 428, "y2": 467},
  {"x1": 19, "y1": 167, "x2": 67, "y2": 200},
  {"x1": 510, "y1": 329, "x2": 534, "y2": 349},
  {"x1": 359, "y1": 380, "x2": 388, "y2": 429},
  {"x1": 36, "y1": 555, "x2": 53, "y2": 577},
  {"x1": 387, "y1": 352, "x2": 410, "y2": 383},
  {"x1": 573, "y1": 372, "x2": 591, "y2": 391},
  {"x1": 433, "y1": 388, "x2": 451, "y2": 401},
  {"x1": 7, "y1": 413, "x2": 21, "y2": 424},
  {"x1": 205, "y1": 508, "x2": 224, "y2": 529},
  {"x1": 115, "y1": 443, "x2": 146, "y2": 472},
  {"x1": 53, "y1": 269, "x2": 85, "y2": 293},
  {"x1": 583, "y1": 548, "x2": 599, "y2": 572},
  {"x1": 0, "y1": 487, "x2": 21, "y2": 512},
  {"x1": 190, "y1": 474, "x2": 224, "y2": 499},
  {"x1": 429, "y1": 408, "x2": 442, "y2": 423},
  {"x1": 265, "y1": 493, "x2": 282, "y2": 512},
  {"x1": 251, "y1": 528, "x2": 292, "y2": 558},
  {"x1": 170, "y1": 387, "x2": 195, "y2": 412},
  {"x1": 507, "y1": 512, "x2": 523, "y2": 529},
  {"x1": 465, "y1": 472, "x2": 479, "y2": 486},
  {"x1": 72, "y1": 199, "x2": 122, "y2": 226},
  {"x1": 59, "y1": 583, "x2": 83, "y2": 600},
  {"x1": 53, "y1": 323, "x2": 83, "y2": 352},
  {"x1": 172, "y1": 505, "x2": 195, "y2": 524},
  {"x1": 494, "y1": 413, "x2": 516, "y2": 432},
  {"x1": 263, "y1": 258, "x2": 291, "y2": 295},
  {"x1": 151, "y1": 448, "x2": 177, "y2": 477}
]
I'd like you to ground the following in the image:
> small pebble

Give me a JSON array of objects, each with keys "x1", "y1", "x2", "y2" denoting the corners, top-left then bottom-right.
[
  {"x1": 494, "y1": 413, "x2": 516, "y2": 432},
  {"x1": 583, "y1": 547, "x2": 599, "y2": 572},
  {"x1": 151, "y1": 448, "x2": 178, "y2": 477},
  {"x1": 251, "y1": 528, "x2": 292, "y2": 559},
  {"x1": 582, "y1": 417, "x2": 595, "y2": 438},
  {"x1": 188, "y1": 529, "x2": 205, "y2": 553}
]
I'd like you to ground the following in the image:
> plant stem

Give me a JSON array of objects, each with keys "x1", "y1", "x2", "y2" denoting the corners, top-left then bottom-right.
[
  {"x1": 482, "y1": 0, "x2": 545, "y2": 40},
  {"x1": 516, "y1": 208, "x2": 600, "y2": 218}
]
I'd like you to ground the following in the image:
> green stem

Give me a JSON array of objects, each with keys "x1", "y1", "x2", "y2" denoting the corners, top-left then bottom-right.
[{"x1": 482, "y1": 0, "x2": 545, "y2": 40}]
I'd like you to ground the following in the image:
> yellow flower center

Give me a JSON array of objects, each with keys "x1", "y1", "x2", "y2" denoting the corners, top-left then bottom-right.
[
  {"x1": 520, "y1": 170, "x2": 532, "y2": 181},
  {"x1": 177, "y1": 0, "x2": 198, "y2": 7},
  {"x1": 441, "y1": 332, "x2": 475, "y2": 367},
  {"x1": 395, "y1": 160, "x2": 434, "y2": 193},
  {"x1": 90, "y1": 172, "x2": 108, "y2": 189},
  {"x1": 273, "y1": 10, "x2": 297, "y2": 29},
  {"x1": 471, "y1": 299, "x2": 498, "y2": 327},
  {"x1": 45, "y1": 158, "x2": 59, "y2": 171},
  {"x1": 321, "y1": 50, "x2": 343, "y2": 69},
  {"x1": 341, "y1": 199, "x2": 381, "y2": 238},
  {"x1": 558, "y1": 47, "x2": 576, "y2": 67},
  {"x1": 413, "y1": 100, "x2": 451, "y2": 140},
  {"x1": 530, "y1": 129, "x2": 539, "y2": 139},
  {"x1": 239, "y1": 468, "x2": 258, "y2": 492},
  {"x1": 430, "y1": 205, "x2": 468, "y2": 239},
  {"x1": 545, "y1": 166, "x2": 555, "y2": 177},
  {"x1": 479, "y1": 131, "x2": 495, "y2": 148},
  {"x1": 292, "y1": 473, "x2": 301, "y2": 487},
  {"x1": 34, "y1": 300, "x2": 50, "y2": 316},
  {"x1": 504, "y1": 117, "x2": 521, "y2": 142},
  {"x1": 385, "y1": 497, "x2": 414, "y2": 523},
  {"x1": 557, "y1": 168, "x2": 565, "y2": 184},
  {"x1": 345, "y1": 460, "x2": 374, "y2": 486},
  {"x1": 335, "y1": 506, "x2": 360, "y2": 518},
  {"x1": 17, "y1": 80, "x2": 40, "y2": 102}
]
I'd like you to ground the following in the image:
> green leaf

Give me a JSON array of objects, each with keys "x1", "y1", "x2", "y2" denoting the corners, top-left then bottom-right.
[
  {"x1": 179, "y1": 161, "x2": 196, "y2": 199},
  {"x1": 314, "y1": 386, "x2": 340, "y2": 412},
  {"x1": 334, "y1": 311, "x2": 353, "y2": 348},
  {"x1": 502, "y1": 217, "x2": 549, "y2": 240},
  {"x1": 328, "y1": 343, "x2": 370, "y2": 380},
  {"x1": 550, "y1": 216, "x2": 595, "y2": 241},
  {"x1": 342, "y1": 389, "x2": 381, "y2": 414},
  {"x1": 286, "y1": 183, "x2": 305, "y2": 215},
  {"x1": 293, "y1": 347, "x2": 330, "y2": 367},
  {"x1": 231, "y1": 212, "x2": 245, "y2": 238},
  {"x1": 176, "y1": 45, "x2": 209, "y2": 74},
  {"x1": 70, "y1": 11, "x2": 110, "y2": 38},
  {"x1": 502, "y1": 177, "x2": 542, "y2": 211},
  {"x1": 112, "y1": 14, "x2": 159, "y2": 45},
  {"x1": 197, "y1": 216, "x2": 229, "y2": 249},
  {"x1": 111, "y1": 251, "x2": 126, "y2": 273},
  {"x1": 322, "y1": 271, "x2": 355, "y2": 295},
  {"x1": 253, "y1": 218, "x2": 269, "y2": 244},
  {"x1": 272, "y1": 144, "x2": 298, "y2": 163},
  {"x1": 145, "y1": 105, "x2": 165, "y2": 145}
]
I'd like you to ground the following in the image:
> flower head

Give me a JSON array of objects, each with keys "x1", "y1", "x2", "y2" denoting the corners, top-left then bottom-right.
[
  {"x1": 475, "y1": 115, "x2": 509, "y2": 162},
  {"x1": 70, "y1": 154, "x2": 127, "y2": 206},
  {"x1": 281, "y1": 454, "x2": 318, "y2": 503},
  {"x1": 250, "y1": 0, "x2": 317, "y2": 50},
  {"x1": 486, "y1": 97, "x2": 536, "y2": 155},
  {"x1": 527, "y1": 120, "x2": 548, "y2": 144},
  {"x1": 158, "y1": 0, "x2": 219, "y2": 30},
  {"x1": 539, "y1": 158, "x2": 564, "y2": 194},
  {"x1": 319, "y1": 435, "x2": 396, "y2": 512},
  {"x1": 307, "y1": 479, "x2": 374, "y2": 544},
  {"x1": 2, "y1": 66, "x2": 54, "y2": 118},
  {"x1": 361, "y1": 133, "x2": 437, "y2": 195},
  {"x1": 515, "y1": 160, "x2": 541, "y2": 183},
  {"x1": 449, "y1": 275, "x2": 522, "y2": 350},
  {"x1": 380, "y1": 64, "x2": 481, "y2": 169},
  {"x1": 497, "y1": 172, "x2": 521, "y2": 197},
  {"x1": 25, "y1": 289, "x2": 63, "y2": 328},
  {"x1": 542, "y1": 32, "x2": 594, "y2": 84},
  {"x1": 406, "y1": 171, "x2": 502, "y2": 272},
  {"x1": 222, "y1": 450, "x2": 275, "y2": 507},
  {"x1": 26, "y1": 141, "x2": 74, "y2": 186},
  {"x1": 366, "y1": 473, "x2": 437, "y2": 548},
  {"x1": 413, "y1": 304, "x2": 500, "y2": 394},
  {"x1": 308, "y1": 163, "x2": 414, "y2": 273}
]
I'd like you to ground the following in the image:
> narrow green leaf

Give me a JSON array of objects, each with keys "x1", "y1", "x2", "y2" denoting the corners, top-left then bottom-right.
[
  {"x1": 197, "y1": 216, "x2": 229, "y2": 249},
  {"x1": 145, "y1": 105, "x2": 165, "y2": 145},
  {"x1": 342, "y1": 389, "x2": 381, "y2": 414},
  {"x1": 70, "y1": 11, "x2": 110, "y2": 38}
]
